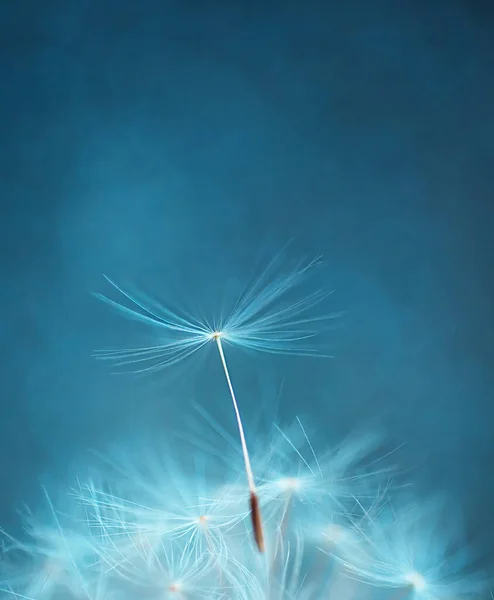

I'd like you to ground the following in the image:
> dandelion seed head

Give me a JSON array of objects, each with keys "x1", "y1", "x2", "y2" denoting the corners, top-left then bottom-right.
[{"x1": 1, "y1": 445, "x2": 490, "y2": 600}]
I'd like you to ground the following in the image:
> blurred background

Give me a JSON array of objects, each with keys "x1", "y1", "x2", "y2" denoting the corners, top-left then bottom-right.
[{"x1": 0, "y1": 0, "x2": 493, "y2": 556}]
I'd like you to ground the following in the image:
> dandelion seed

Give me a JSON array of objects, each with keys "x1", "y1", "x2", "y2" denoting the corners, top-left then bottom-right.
[
  {"x1": 95, "y1": 251, "x2": 335, "y2": 553},
  {"x1": 74, "y1": 453, "x2": 246, "y2": 568},
  {"x1": 336, "y1": 498, "x2": 486, "y2": 600},
  {"x1": 0, "y1": 489, "x2": 101, "y2": 600}
]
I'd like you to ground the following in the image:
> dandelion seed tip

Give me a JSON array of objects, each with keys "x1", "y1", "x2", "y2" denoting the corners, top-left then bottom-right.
[
  {"x1": 405, "y1": 571, "x2": 427, "y2": 591},
  {"x1": 212, "y1": 331, "x2": 223, "y2": 340},
  {"x1": 169, "y1": 582, "x2": 183, "y2": 593}
]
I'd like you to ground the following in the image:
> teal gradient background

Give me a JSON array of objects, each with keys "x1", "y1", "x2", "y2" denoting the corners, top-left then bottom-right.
[{"x1": 0, "y1": 0, "x2": 492, "y2": 561}]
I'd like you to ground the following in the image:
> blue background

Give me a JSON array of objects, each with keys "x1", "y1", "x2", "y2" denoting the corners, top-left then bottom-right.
[{"x1": 1, "y1": 0, "x2": 493, "y2": 558}]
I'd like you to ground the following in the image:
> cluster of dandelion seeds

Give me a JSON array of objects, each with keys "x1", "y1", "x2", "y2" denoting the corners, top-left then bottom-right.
[{"x1": 0, "y1": 251, "x2": 490, "y2": 599}]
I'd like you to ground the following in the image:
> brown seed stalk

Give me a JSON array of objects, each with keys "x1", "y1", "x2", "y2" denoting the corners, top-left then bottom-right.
[{"x1": 249, "y1": 491, "x2": 265, "y2": 553}]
